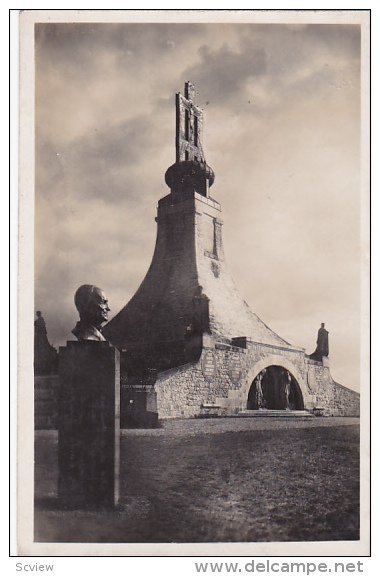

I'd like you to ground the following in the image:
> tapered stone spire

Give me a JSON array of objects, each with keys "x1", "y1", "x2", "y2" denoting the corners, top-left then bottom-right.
[
  {"x1": 103, "y1": 82, "x2": 293, "y2": 376},
  {"x1": 99, "y1": 82, "x2": 359, "y2": 423}
]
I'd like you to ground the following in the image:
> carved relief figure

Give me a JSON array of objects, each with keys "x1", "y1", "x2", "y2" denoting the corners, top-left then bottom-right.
[
  {"x1": 283, "y1": 370, "x2": 292, "y2": 409},
  {"x1": 255, "y1": 372, "x2": 264, "y2": 409}
]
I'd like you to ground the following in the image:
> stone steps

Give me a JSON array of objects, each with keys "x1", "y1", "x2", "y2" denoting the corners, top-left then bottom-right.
[{"x1": 237, "y1": 409, "x2": 314, "y2": 418}]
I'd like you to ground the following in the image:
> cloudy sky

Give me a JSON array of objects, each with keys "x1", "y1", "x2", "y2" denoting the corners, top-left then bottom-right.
[{"x1": 35, "y1": 20, "x2": 362, "y2": 391}]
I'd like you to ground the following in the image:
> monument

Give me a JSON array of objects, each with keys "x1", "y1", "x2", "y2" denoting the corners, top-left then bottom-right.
[
  {"x1": 34, "y1": 311, "x2": 58, "y2": 375},
  {"x1": 103, "y1": 82, "x2": 359, "y2": 421},
  {"x1": 309, "y1": 323, "x2": 329, "y2": 362},
  {"x1": 58, "y1": 285, "x2": 120, "y2": 507},
  {"x1": 34, "y1": 311, "x2": 59, "y2": 429}
]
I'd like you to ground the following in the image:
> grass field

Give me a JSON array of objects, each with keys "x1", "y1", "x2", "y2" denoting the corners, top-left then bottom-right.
[{"x1": 34, "y1": 418, "x2": 359, "y2": 543}]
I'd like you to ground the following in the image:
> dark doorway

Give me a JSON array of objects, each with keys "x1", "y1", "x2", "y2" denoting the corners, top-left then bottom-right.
[{"x1": 247, "y1": 366, "x2": 304, "y2": 410}]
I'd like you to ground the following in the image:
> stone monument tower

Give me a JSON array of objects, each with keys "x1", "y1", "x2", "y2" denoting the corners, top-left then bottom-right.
[{"x1": 103, "y1": 82, "x2": 359, "y2": 420}]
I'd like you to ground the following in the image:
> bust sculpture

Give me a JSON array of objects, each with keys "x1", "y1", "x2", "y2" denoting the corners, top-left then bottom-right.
[{"x1": 72, "y1": 284, "x2": 110, "y2": 341}]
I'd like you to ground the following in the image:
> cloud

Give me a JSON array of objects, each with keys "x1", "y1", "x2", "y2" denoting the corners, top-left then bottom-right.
[
  {"x1": 34, "y1": 22, "x2": 363, "y2": 392},
  {"x1": 35, "y1": 22, "x2": 202, "y2": 60},
  {"x1": 184, "y1": 41, "x2": 268, "y2": 104},
  {"x1": 180, "y1": 24, "x2": 360, "y2": 115}
]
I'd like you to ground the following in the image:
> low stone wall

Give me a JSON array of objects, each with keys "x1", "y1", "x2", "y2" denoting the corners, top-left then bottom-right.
[
  {"x1": 156, "y1": 362, "x2": 208, "y2": 418},
  {"x1": 316, "y1": 379, "x2": 360, "y2": 416},
  {"x1": 34, "y1": 343, "x2": 359, "y2": 427},
  {"x1": 304, "y1": 359, "x2": 360, "y2": 416},
  {"x1": 155, "y1": 341, "x2": 360, "y2": 418}
]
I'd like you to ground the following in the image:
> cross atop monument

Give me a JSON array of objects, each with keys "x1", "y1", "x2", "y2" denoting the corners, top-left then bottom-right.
[
  {"x1": 165, "y1": 81, "x2": 214, "y2": 196},
  {"x1": 176, "y1": 81, "x2": 205, "y2": 163}
]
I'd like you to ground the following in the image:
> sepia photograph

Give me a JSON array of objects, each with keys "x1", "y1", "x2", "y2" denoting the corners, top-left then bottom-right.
[{"x1": 17, "y1": 9, "x2": 370, "y2": 556}]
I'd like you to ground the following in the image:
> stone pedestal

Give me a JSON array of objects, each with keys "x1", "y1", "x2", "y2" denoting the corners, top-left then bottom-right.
[
  {"x1": 58, "y1": 341, "x2": 120, "y2": 508},
  {"x1": 34, "y1": 375, "x2": 59, "y2": 429}
]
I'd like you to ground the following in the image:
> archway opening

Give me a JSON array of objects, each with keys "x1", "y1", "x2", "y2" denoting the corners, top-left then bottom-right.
[{"x1": 247, "y1": 365, "x2": 304, "y2": 410}]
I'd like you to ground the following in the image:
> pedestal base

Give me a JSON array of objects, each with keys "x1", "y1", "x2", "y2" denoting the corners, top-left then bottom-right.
[{"x1": 58, "y1": 341, "x2": 120, "y2": 508}]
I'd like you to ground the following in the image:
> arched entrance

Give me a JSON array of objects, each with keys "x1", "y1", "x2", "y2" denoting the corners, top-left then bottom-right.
[{"x1": 247, "y1": 365, "x2": 304, "y2": 410}]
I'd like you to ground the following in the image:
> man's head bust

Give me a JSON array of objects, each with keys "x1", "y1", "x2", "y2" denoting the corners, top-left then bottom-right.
[{"x1": 72, "y1": 284, "x2": 110, "y2": 341}]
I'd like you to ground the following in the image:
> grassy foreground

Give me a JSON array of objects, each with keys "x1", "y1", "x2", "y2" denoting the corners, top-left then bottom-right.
[{"x1": 34, "y1": 419, "x2": 359, "y2": 543}]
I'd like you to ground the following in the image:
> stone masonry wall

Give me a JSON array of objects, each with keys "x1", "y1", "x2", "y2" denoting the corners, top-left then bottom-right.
[
  {"x1": 33, "y1": 343, "x2": 359, "y2": 428},
  {"x1": 155, "y1": 339, "x2": 360, "y2": 418},
  {"x1": 307, "y1": 360, "x2": 360, "y2": 416}
]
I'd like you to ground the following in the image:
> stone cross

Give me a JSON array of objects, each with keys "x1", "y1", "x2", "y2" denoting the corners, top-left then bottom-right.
[{"x1": 176, "y1": 81, "x2": 205, "y2": 163}]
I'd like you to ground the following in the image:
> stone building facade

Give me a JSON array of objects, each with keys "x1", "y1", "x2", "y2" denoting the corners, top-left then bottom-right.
[{"x1": 103, "y1": 82, "x2": 359, "y2": 421}]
